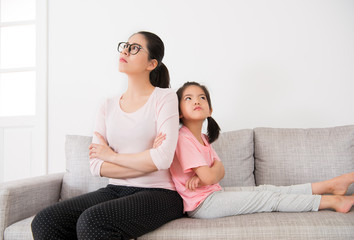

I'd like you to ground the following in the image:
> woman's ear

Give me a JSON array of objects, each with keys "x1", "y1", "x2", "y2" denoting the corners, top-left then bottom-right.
[{"x1": 147, "y1": 59, "x2": 158, "y2": 71}]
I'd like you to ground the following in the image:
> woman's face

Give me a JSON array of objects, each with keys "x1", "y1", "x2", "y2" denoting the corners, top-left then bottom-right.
[{"x1": 118, "y1": 33, "x2": 156, "y2": 75}]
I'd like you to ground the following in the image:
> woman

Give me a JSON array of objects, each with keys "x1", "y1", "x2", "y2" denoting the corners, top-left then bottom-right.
[{"x1": 31, "y1": 31, "x2": 183, "y2": 240}]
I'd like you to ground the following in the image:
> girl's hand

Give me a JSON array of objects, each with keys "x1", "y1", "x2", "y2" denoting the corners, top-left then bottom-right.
[
  {"x1": 153, "y1": 132, "x2": 166, "y2": 148},
  {"x1": 186, "y1": 175, "x2": 201, "y2": 191},
  {"x1": 89, "y1": 132, "x2": 116, "y2": 163}
]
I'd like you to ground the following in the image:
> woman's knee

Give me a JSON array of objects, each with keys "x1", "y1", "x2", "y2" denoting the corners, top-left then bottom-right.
[
  {"x1": 76, "y1": 208, "x2": 96, "y2": 237},
  {"x1": 31, "y1": 209, "x2": 46, "y2": 238},
  {"x1": 76, "y1": 206, "x2": 124, "y2": 240},
  {"x1": 31, "y1": 205, "x2": 77, "y2": 240},
  {"x1": 31, "y1": 207, "x2": 62, "y2": 239}
]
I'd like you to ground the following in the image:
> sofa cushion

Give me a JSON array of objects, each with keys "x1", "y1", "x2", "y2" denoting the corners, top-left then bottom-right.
[
  {"x1": 6, "y1": 211, "x2": 354, "y2": 240},
  {"x1": 254, "y1": 125, "x2": 354, "y2": 194},
  {"x1": 4, "y1": 216, "x2": 34, "y2": 240},
  {"x1": 140, "y1": 210, "x2": 354, "y2": 239},
  {"x1": 212, "y1": 129, "x2": 255, "y2": 187},
  {"x1": 61, "y1": 135, "x2": 108, "y2": 200}
]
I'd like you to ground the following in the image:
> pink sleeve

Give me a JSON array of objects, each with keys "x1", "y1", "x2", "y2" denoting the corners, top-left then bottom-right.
[
  {"x1": 149, "y1": 90, "x2": 179, "y2": 170},
  {"x1": 89, "y1": 101, "x2": 106, "y2": 177},
  {"x1": 175, "y1": 135, "x2": 209, "y2": 173}
]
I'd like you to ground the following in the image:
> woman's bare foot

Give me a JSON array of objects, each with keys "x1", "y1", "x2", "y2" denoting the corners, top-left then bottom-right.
[
  {"x1": 320, "y1": 195, "x2": 354, "y2": 213},
  {"x1": 312, "y1": 172, "x2": 354, "y2": 195}
]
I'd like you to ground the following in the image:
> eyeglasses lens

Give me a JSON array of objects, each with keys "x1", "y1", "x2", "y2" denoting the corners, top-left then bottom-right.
[{"x1": 117, "y1": 42, "x2": 141, "y2": 55}]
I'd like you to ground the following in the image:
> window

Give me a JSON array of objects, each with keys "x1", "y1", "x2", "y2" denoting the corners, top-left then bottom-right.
[
  {"x1": 0, "y1": 0, "x2": 47, "y2": 182},
  {"x1": 0, "y1": 0, "x2": 36, "y2": 116}
]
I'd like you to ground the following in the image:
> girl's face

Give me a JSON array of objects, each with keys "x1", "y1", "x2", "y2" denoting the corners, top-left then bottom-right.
[
  {"x1": 180, "y1": 85, "x2": 212, "y2": 123},
  {"x1": 118, "y1": 33, "x2": 157, "y2": 75}
]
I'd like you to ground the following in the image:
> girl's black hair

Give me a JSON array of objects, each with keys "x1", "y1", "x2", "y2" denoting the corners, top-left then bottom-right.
[
  {"x1": 176, "y1": 82, "x2": 221, "y2": 143},
  {"x1": 135, "y1": 31, "x2": 170, "y2": 88}
]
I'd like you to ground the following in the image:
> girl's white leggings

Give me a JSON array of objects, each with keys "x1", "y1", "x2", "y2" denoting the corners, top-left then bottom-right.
[{"x1": 187, "y1": 183, "x2": 321, "y2": 219}]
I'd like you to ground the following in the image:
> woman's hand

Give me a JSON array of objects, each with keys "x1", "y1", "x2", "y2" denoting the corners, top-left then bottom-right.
[
  {"x1": 186, "y1": 175, "x2": 201, "y2": 191},
  {"x1": 153, "y1": 132, "x2": 166, "y2": 148},
  {"x1": 89, "y1": 132, "x2": 117, "y2": 163}
]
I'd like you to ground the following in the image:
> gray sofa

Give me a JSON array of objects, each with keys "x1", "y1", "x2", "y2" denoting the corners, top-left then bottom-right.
[{"x1": 1, "y1": 125, "x2": 354, "y2": 240}]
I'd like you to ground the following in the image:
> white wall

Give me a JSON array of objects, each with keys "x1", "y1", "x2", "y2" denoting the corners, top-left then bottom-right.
[{"x1": 48, "y1": 0, "x2": 354, "y2": 173}]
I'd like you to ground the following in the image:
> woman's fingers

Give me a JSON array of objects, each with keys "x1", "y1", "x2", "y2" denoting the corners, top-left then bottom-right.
[
  {"x1": 154, "y1": 137, "x2": 165, "y2": 147},
  {"x1": 89, "y1": 143, "x2": 98, "y2": 149},
  {"x1": 89, "y1": 147, "x2": 97, "y2": 158},
  {"x1": 153, "y1": 133, "x2": 166, "y2": 148},
  {"x1": 95, "y1": 132, "x2": 108, "y2": 146},
  {"x1": 155, "y1": 133, "x2": 166, "y2": 142}
]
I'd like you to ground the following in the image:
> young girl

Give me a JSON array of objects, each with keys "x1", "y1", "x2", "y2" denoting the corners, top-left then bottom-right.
[{"x1": 168, "y1": 81, "x2": 354, "y2": 219}]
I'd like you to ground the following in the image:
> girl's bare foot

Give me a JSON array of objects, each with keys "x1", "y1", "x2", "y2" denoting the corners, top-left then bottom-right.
[
  {"x1": 329, "y1": 172, "x2": 354, "y2": 195},
  {"x1": 312, "y1": 172, "x2": 354, "y2": 195},
  {"x1": 320, "y1": 195, "x2": 354, "y2": 213},
  {"x1": 333, "y1": 195, "x2": 354, "y2": 213}
]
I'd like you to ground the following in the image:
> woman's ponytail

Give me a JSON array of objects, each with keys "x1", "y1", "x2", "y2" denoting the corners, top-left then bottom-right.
[
  {"x1": 150, "y1": 62, "x2": 170, "y2": 88},
  {"x1": 135, "y1": 31, "x2": 170, "y2": 88},
  {"x1": 207, "y1": 116, "x2": 221, "y2": 143}
]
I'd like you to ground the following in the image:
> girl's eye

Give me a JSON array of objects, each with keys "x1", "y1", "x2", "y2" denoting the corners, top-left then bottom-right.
[
  {"x1": 201, "y1": 96, "x2": 206, "y2": 100},
  {"x1": 185, "y1": 97, "x2": 191, "y2": 101}
]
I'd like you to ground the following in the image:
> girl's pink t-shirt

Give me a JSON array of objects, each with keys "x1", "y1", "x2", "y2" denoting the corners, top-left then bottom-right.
[
  {"x1": 90, "y1": 87, "x2": 179, "y2": 190},
  {"x1": 170, "y1": 126, "x2": 222, "y2": 212}
]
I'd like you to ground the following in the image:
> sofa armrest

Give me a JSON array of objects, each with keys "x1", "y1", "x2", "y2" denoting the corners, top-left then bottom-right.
[{"x1": 0, "y1": 173, "x2": 64, "y2": 238}]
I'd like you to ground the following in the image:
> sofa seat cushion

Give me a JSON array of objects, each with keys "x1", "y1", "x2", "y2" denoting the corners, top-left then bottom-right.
[
  {"x1": 7, "y1": 211, "x2": 353, "y2": 240},
  {"x1": 254, "y1": 125, "x2": 354, "y2": 194},
  {"x1": 4, "y1": 216, "x2": 34, "y2": 240},
  {"x1": 141, "y1": 210, "x2": 354, "y2": 240}
]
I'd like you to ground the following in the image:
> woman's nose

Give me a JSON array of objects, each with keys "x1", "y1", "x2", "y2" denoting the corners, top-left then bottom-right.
[{"x1": 122, "y1": 47, "x2": 129, "y2": 56}]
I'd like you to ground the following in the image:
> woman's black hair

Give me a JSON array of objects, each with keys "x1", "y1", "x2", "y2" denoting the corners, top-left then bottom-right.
[
  {"x1": 135, "y1": 31, "x2": 170, "y2": 88},
  {"x1": 176, "y1": 82, "x2": 221, "y2": 143}
]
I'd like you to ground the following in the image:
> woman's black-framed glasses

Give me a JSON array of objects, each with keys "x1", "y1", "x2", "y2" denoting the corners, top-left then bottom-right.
[{"x1": 117, "y1": 42, "x2": 148, "y2": 55}]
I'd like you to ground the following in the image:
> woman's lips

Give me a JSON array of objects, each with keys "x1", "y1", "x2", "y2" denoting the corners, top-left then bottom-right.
[{"x1": 119, "y1": 58, "x2": 127, "y2": 63}]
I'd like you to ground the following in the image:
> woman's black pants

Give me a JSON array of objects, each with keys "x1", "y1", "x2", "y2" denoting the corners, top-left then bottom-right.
[{"x1": 31, "y1": 184, "x2": 184, "y2": 240}]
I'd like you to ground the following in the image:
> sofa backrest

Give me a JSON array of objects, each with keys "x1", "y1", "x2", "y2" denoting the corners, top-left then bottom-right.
[
  {"x1": 61, "y1": 135, "x2": 108, "y2": 200},
  {"x1": 61, "y1": 125, "x2": 354, "y2": 200},
  {"x1": 212, "y1": 129, "x2": 255, "y2": 187},
  {"x1": 254, "y1": 125, "x2": 354, "y2": 194},
  {"x1": 61, "y1": 129, "x2": 256, "y2": 200}
]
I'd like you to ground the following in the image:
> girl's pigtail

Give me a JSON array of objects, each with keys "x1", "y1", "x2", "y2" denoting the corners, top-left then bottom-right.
[{"x1": 207, "y1": 116, "x2": 221, "y2": 143}]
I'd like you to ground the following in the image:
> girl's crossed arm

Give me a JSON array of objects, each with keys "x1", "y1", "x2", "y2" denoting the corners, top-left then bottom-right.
[{"x1": 186, "y1": 160, "x2": 225, "y2": 191}]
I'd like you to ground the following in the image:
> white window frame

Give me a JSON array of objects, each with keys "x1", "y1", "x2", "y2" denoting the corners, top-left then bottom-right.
[{"x1": 0, "y1": 0, "x2": 48, "y2": 181}]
